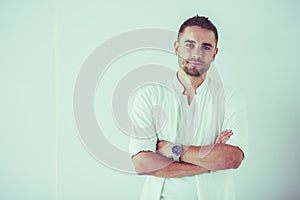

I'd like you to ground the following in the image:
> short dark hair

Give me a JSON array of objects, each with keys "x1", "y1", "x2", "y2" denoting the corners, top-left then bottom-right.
[{"x1": 178, "y1": 15, "x2": 219, "y2": 46}]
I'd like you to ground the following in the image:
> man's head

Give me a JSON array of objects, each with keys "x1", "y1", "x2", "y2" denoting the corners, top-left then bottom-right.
[
  {"x1": 178, "y1": 15, "x2": 218, "y2": 47},
  {"x1": 175, "y1": 15, "x2": 219, "y2": 77}
]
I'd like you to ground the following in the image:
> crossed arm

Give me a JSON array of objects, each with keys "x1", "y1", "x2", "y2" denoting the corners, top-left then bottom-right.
[{"x1": 132, "y1": 130, "x2": 244, "y2": 178}]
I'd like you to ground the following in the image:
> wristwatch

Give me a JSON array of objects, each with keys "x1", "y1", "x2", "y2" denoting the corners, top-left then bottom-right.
[{"x1": 171, "y1": 144, "x2": 183, "y2": 162}]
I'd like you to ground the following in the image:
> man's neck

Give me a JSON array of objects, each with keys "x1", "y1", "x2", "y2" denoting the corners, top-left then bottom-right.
[{"x1": 177, "y1": 69, "x2": 206, "y2": 95}]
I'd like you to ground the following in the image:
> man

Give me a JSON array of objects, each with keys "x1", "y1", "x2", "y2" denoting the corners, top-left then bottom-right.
[{"x1": 129, "y1": 15, "x2": 248, "y2": 200}]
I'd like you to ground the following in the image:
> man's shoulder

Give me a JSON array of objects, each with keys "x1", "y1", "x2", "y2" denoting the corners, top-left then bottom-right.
[
  {"x1": 205, "y1": 77, "x2": 246, "y2": 107},
  {"x1": 131, "y1": 82, "x2": 168, "y2": 96},
  {"x1": 131, "y1": 77, "x2": 178, "y2": 98},
  {"x1": 221, "y1": 84, "x2": 246, "y2": 110}
]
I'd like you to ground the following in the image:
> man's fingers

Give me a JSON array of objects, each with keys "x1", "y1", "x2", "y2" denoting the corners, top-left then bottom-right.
[
  {"x1": 216, "y1": 130, "x2": 233, "y2": 144},
  {"x1": 221, "y1": 136, "x2": 230, "y2": 143},
  {"x1": 218, "y1": 136, "x2": 229, "y2": 144},
  {"x1": 221, "y1": 129, "x2": 232, "y2": 135}
]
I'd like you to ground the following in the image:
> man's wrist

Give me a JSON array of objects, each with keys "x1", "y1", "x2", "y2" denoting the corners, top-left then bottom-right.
[
  {"x1": 171, "y1": 144, "x2": 183, "y2": 162},
  {"x1": 180, "y1": 145, "x2": 188, "y2": 161}
]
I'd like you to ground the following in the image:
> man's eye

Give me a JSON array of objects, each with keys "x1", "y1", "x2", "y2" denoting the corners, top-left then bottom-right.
[
  {"x1": 186, "y1": 43, "x2": 194, "y2": 48},
  {"x1": 203, "y1": 46, "x2": 211, "y2": 51}
]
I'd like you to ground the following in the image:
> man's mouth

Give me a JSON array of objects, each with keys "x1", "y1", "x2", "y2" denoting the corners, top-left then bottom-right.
[{"x1": 187, "y1": 61, "x2": 203, "y2": 67}]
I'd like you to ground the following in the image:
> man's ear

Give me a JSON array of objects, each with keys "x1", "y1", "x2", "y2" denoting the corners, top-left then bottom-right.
[
  {"x1": 212, "y1": 47, "x2": 219, "y2": 61},
  {"x1": 174, "y1": 41, "x2": 179, "y2": 56}
]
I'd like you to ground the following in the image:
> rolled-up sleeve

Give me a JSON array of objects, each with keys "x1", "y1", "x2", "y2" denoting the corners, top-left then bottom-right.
[
  {"x1": 222, "y1": 89, "x2": 248, "y2": 158},
  {"x1": 128, "y1": 86, "x2": 158, "y2": 156}
]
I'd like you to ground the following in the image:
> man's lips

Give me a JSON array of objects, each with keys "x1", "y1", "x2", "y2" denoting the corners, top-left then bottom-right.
[{"x1": 187, "y1": 61, "x2": 203, "y2": 67}]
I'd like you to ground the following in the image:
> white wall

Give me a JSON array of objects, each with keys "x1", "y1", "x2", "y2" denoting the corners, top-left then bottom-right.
[{"x1": 1, "y1": 0, "x2": 300, "y2": 199}]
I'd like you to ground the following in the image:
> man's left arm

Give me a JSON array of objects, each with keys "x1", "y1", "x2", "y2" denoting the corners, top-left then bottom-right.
[
  {"x1": 157, "y1": 140, "x2": 244, "y2": 171},
  {"x1": 180, "y1": 143, "x2": 244, "y2": 170}
]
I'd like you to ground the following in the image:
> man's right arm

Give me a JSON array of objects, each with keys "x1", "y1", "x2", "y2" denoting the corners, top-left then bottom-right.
[{"x1": 132, "y1": 151, "x2": 209, "y2": 178}]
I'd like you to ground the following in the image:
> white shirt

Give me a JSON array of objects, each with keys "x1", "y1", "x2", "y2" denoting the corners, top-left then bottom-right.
[
  {"x1": 160, "y1": 176, "x2": 197, "y2": 200},
  {"x1": 129, "y1": 72, "x2": 248, "y2": 200}
]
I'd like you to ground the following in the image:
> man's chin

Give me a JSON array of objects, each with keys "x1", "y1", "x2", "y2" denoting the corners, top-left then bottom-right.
[
  {"x1": 186, "y1": 71, "x2": 202, "y2": 77},
  {"x1": 183, "y1": 67, "x2": 203, "y2": 77}
]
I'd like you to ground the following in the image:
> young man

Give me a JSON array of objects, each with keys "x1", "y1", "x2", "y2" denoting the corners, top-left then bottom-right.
[{"x1": 129, "y1": 15, "x2": 248, "y2": 200}]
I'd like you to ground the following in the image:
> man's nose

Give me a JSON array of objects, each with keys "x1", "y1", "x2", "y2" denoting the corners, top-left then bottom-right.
[{"x1": 192, "y1": 47, "x2": 202, "y2": 59}]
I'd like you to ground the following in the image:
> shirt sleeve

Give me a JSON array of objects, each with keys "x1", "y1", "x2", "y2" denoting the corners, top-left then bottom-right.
[
  {"x1": 128, "y1": 86, "x2": 158, "y2": 156},
  {"x1": 222, "y1": 88, "x2": 248, "y2": 158}
]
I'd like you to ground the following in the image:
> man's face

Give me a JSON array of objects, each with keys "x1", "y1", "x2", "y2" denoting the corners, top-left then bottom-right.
[{"x1": 175, "y1": 26, "x2": 218, "y2": 77}]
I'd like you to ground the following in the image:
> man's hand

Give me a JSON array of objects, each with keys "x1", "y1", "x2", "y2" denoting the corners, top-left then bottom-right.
[
  {"x1": 215, "y1": 130, "x2": 233, "y2": 144},
  {"x1": 156, "y1": 140, "x2": 174, "y2": 158}
]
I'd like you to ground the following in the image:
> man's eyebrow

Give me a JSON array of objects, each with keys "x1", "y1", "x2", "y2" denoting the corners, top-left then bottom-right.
[
  {"x1": 202, "y1": 43, "x2": 213, "y2": 47},
  {"x1": 184, "y1": 40, "x2": 196, "y2": 43}
]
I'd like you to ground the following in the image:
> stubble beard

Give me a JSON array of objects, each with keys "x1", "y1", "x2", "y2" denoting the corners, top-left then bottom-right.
[
  {"x1": 179, "y1": 58, "x2": 210, "y2": 77},
  {"x1": 182, "y1": 66, "x2": 204, "y2": 77}
]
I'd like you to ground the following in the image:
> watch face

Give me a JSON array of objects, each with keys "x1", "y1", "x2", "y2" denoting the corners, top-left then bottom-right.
[{"x1": 172, "y1": 145, "x2": 182, "y2": 156}]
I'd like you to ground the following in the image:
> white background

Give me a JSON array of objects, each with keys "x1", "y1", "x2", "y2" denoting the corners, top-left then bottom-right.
[{"x1": 1, "y1": 0, "x2": 300, "y2": 199}]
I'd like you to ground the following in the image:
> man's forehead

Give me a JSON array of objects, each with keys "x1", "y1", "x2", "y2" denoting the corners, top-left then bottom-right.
[{"x1": 178, "y1": 26, "x2": 216, "y2": 46}]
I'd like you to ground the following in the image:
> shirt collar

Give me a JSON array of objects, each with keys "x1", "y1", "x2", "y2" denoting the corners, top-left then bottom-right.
[{"x1": 172, "y1": 72, "x2": 208, "y2": 95}]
